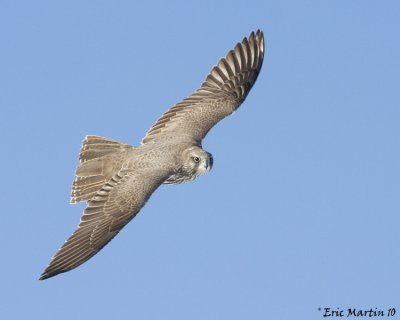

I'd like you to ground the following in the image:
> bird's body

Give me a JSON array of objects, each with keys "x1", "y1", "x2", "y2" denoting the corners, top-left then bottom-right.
[{"x1": 40, "y1": 30, "x2": 264, "y2": 280}]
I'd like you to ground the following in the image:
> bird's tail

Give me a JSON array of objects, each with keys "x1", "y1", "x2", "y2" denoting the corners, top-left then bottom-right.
[{"x1": 70, "y1": 135, "x2": 132, "y2": 203}]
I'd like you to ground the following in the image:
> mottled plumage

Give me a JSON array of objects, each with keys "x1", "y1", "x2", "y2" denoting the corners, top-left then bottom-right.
[{"x1": 40, "y1": 30, "x2": 264, "y2": 280}]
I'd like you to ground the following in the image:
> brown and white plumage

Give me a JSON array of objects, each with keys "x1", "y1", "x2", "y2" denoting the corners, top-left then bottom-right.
[
  {"x1": 40, "y1": 30, "x2": 264, "y2": 280},
  {"x1": 142, "y1": 30, "x2": 264, "y2": 145}
]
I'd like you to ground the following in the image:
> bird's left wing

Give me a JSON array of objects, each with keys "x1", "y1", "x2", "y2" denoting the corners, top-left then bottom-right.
[
  {"x1": 40, "y1": 169, "x2": 166, "y2": 280},
  {"x1": 141, "y1": 30, "x2": 264, "y2": 145}
]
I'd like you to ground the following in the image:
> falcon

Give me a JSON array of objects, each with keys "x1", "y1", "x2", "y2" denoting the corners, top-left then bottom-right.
[{"x1": 40, "y1": 30, "x2": 264, "y2": 280}]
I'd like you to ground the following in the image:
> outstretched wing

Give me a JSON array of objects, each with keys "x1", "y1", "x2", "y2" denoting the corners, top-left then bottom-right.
[
  {"x1": 141, "y1": 30, "x2": 264, "y2": 145},
  {"x1": 40, "y1": 170, "x2": 166, "y2": 280}
]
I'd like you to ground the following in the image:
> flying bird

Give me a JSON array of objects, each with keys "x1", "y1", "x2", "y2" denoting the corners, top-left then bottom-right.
[{"x1": 40, "y1": 30, "x2": 264, "y2": 280}]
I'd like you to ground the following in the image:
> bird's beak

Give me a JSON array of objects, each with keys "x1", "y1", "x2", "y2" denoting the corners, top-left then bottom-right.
[{"x1": 202, "y1": 157, "x2": 213, "y2": 171}]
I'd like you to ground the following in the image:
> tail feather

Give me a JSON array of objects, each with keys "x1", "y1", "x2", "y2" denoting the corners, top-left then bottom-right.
[
  {"x1": 70, "y1": 135, "x2": 133, "y2": 203},
  {"x1": 79, "y1": 135, "x2": 131, "y2": 163},
  {"x1": 71, "y1": 175, "x2": 106, "y2": 203}
]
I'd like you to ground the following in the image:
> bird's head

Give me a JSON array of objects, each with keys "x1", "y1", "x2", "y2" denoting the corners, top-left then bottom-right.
[{"x1": 181, "y1": 146, "x2": 213, "y2": 180}]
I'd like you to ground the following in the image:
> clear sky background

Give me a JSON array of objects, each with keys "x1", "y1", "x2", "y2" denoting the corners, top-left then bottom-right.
[{"x1": 1, "y1": 1, "x2": 399, "y2": 319}]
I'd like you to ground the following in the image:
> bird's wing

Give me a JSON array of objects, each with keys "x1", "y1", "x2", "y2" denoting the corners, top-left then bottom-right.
[
  {"x1": 40, "y1": 169, "x2": 166, "y2": 280},
  {"x1": 141, "y1": 30, "x2": 264, "y2": 145}
]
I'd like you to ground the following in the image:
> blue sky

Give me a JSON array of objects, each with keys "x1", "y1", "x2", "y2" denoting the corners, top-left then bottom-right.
[{"x1": 1, "y1": 0, "x2": 399, "y2": 319}]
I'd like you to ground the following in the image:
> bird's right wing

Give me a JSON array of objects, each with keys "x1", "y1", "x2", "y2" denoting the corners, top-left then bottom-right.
[
  {"x1": 141, "y1": 30, "x2": 264, "y2": 145},
  {"x1": 40, "y1": 169, "x2": 166, "y2": 280}
]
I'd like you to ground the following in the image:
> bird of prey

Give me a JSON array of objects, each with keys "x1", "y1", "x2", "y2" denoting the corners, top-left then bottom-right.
[{"x1": 40, "y1": 30, "x2": 264, "y2": 280}]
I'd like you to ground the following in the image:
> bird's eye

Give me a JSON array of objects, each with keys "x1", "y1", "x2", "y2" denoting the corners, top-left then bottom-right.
[{"x1": 193, "y1": 156, "x2": 200, "y2": 163}]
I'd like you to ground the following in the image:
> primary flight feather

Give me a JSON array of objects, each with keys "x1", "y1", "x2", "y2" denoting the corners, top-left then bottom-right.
[{"x1": 40, "y1": 30, "x2": 264, "y2": 280}]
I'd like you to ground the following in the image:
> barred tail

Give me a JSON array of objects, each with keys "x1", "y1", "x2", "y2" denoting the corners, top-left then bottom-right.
[{"x1": 70, "y1": 135, "x2": 132, "y2": 203}]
